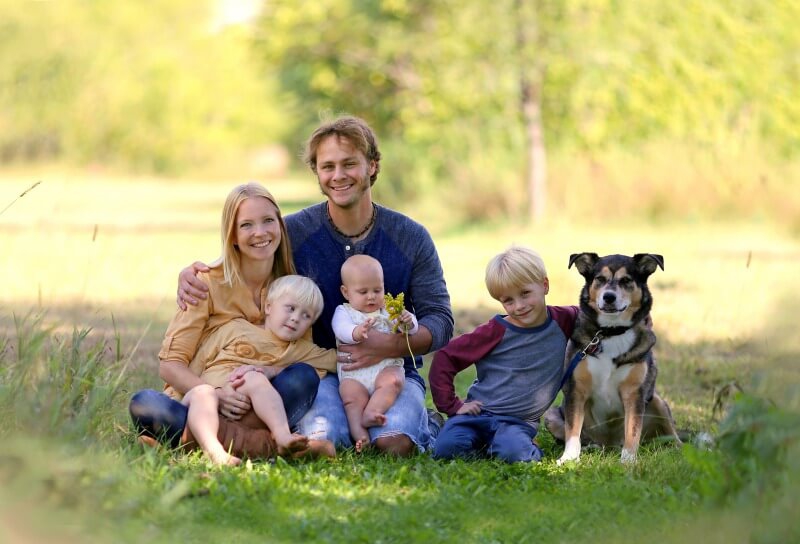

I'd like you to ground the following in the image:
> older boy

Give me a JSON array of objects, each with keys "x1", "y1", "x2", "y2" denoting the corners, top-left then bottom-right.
[{"x1": 429, "y1": 246, "x2": 578, "y2": 463}]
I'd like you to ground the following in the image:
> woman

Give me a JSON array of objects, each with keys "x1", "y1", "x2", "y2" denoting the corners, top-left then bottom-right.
[{"x1": 129, "y1": 183, "x2": 334, "y2": 462}]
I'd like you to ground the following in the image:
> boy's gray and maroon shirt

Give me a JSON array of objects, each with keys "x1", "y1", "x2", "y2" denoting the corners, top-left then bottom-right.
[
  {"x1": 429, "y1": 306, "x2": 579, "y2": 428},
  {"x1": 285, "y1": 202, "x2": 454, "y2": 384}
]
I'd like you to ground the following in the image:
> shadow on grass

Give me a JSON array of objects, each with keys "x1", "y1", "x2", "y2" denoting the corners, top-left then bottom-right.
[{"x1": 0, "y1": 297, "x2": 798, "y2": 543}]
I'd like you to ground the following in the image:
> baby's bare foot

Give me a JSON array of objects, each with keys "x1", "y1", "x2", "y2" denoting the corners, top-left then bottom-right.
[
  {"x1": 276, "y1": 434, "x2": 310, "y2": 457},
  {"x1": 362, "y1": 410, "x2": 387, "y2": 428},
  {"x1": 354, "y1": 436, "x2": 371, "y2": 453}
]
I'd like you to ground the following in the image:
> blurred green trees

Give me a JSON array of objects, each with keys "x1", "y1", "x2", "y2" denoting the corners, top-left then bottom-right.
[
  {"x1": 0, "y1": 0, "x2": 285, "y2": 173},
  {"x1": 1, "y1": 0, "x2": 797, "y2": 220},
  {"x1": 258, "y1": 0, "x2": 799, "y2": 219}
]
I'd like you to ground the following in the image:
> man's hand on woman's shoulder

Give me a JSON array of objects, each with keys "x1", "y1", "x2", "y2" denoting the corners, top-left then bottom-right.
[{"x1": 177, "y1": 261, "x2": 211, "y2": 310}]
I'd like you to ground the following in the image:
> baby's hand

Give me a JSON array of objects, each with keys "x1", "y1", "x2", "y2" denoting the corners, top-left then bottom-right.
[
  {"x1": 456, "y1": 400, "x2": 483, "y2": 415},
  {"x1": 353, "y1": 317, "x2": 376, "y2": 342},
  {"x1": 396, "y1": 310, "x2": 414, "y2": 331}
]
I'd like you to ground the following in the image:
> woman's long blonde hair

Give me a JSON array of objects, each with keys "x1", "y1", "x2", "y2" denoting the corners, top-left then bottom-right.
[{"x1": 219, "y1": 183, "x2": 295, "y2": 286}]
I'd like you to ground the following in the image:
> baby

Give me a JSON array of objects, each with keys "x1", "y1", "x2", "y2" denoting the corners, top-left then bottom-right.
[{"x1": 333, "y1": 255, "x2": 418, "y2": 451}]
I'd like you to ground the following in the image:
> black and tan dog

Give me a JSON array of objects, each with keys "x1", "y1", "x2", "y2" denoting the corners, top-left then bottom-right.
[{"x1": 545, "y1": 253, "x2": 680, "y2": 464}]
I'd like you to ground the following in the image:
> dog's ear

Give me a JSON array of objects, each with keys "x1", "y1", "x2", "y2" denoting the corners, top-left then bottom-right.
[
  {"x1": 633, "y1": 253, "x2": 664, "y2": 277},
  {"x1": 569, "y1": 253, "x2": 599, "y2": 278}
]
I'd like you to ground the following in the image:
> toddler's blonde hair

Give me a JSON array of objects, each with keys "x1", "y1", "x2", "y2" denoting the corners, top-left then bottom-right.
[{"x1": 267, "y1": 275, "x2": 325, "y2": 321}]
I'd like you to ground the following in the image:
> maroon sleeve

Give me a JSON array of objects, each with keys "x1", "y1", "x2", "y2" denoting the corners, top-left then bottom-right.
[
  {"x1": 429, "y1": 318, "x2": 506, "y2": 416},
  {"x1": 548, "y1": 305, "x2": 579, "y2": 339}
]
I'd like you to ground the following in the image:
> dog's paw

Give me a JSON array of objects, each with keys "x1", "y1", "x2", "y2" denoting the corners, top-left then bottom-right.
[
  {"x1": 620, "y1": 449, "x2": 637, "y2": 464},
  {"x1": 557, "y1": 439, "x2": 582, "y2": 465},
  {"x1": 556, "y1": 454, "x2": 580, "y2": 466}
]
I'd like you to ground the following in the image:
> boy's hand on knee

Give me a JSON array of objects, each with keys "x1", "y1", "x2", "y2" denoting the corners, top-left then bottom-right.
[{"x1": 456, "y1": 400, "x2": 482, "y2": 415}]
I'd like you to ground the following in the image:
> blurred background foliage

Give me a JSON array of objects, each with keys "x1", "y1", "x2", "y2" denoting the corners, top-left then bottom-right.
[{"x1": 0, "y1": 0, "x2": 797, "y2": 226}]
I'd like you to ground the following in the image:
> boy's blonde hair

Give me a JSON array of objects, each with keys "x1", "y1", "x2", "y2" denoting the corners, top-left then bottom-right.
[
  {"x1": 267, "y1": 275, "x2": 325, "y2": 321},
  {"x1": 485, "y1": 246, "x2": 548, "y2": 300}
]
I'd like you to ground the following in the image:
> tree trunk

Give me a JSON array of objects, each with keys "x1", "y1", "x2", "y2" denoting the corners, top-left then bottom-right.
[
  {"x1": 521, "y1": 76, "x2": 547, "y2": 222},
  {"x1": 516, "y1": 0, "x2": 547, "y2": 223}
]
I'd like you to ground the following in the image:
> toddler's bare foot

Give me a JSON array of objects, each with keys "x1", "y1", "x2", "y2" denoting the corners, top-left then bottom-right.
[
  {"x1": 276, "y1": 433, "x2": 310, "y2": 457},
  {"x1": 207, "y1": 450, "x2": 242, "y2": 467},
  {"x1": 354, "y1": 435, "x2": 371, "y2": 453},
  {"x1": 362, "y1": 410, "x2": 387, "y2": 428}
]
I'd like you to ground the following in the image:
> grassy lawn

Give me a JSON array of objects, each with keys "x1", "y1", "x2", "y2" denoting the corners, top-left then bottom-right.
[{"x1": 1, "y1": 174, "x2": 799, "y2": 542}]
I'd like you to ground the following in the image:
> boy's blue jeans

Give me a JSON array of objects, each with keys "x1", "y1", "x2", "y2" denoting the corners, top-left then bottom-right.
[
  {"x1": 128, "y1": 362, "x2": 319, "y2": 448},
  {"x1": 432, "y1": 411, "x2": 542, "y2": 463}
]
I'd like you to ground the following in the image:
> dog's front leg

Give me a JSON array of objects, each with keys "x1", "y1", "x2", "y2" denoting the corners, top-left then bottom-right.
[
  {"x1": 619, "y1": 363, "x2": 648, "y2": 464},
  {"x1": 557, "y1": 364, "x2": 592, "y2": 465}
]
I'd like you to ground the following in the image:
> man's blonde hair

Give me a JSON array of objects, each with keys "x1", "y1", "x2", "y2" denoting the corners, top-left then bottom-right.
[
  {"x1": 485, "y1": 246, "x2": 548, "y2": 300},
  {"x1": 267, "y1": 275, "x2": 325, "y2": 321}
]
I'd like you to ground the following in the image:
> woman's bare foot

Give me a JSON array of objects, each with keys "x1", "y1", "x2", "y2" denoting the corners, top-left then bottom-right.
[
  {"x1": 276, "y1": 433, "x2": 310, "y2": 457},
  {"x1": 362, "y1": 410, "x2": 387, "y2": 428}
]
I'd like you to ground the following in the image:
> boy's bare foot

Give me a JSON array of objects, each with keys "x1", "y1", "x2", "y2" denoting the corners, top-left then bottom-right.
[
  {"x1": 276, "y1": 433, "x2": 310, "y2": 457},
  {"x1": 137, "y1": 435, "x2": 159, "y2": 449},
  {"x1": 362, "y1": 410, "x2": 387, "y2": 428}
]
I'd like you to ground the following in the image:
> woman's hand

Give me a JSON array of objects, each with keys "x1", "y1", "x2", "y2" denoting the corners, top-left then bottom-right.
[
  {"x1": 216, "y1": 383, "x2": 251, "y2": 420},
  {"x1": 456, "y1": 400, "x2": 483, "y2": 415},
  {"x1": 177, "y1": 261, "x2": 211, "y2": 310}
]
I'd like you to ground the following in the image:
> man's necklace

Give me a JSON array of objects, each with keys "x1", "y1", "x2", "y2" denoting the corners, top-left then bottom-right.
[{"x1": 326, "y1": 203, "x2": 377, "y2": 239}]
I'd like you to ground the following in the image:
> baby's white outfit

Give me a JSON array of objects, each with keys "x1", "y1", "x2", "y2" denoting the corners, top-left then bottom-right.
[{"x1": 332, "y1": 303, "x2": 418, "y2": 394}]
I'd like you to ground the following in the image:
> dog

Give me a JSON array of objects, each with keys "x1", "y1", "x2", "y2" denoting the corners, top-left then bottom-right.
[{"x1": 544, "y1": 253, "x2": 680, "y2": 464}]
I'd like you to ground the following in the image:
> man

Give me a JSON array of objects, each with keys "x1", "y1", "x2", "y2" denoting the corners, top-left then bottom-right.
[{"x1": 177, "y1": 116, "x2": 453, "y2": 456}]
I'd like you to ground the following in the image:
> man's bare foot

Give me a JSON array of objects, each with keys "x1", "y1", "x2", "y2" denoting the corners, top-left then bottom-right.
[
  {"x1": 362, "y1": 410, "x2": 387, "y2": 428},
  {"x1": 297, "y1": 439, "x2": 336, "y2": 459},
  {"x1": 276, "y1": 433, "x2": 310, "y2": 457},
  {"x1": 137, "y1": 435, "x2": 159, "y2": 449}
]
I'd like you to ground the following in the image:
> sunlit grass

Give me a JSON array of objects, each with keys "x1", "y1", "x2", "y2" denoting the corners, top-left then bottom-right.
[
  {"x1": 3, "y1": 173, "x2": 797, "y2": 345},
  {"x1": 1, "y1": 170, "x2": 799, "y2": 542}
]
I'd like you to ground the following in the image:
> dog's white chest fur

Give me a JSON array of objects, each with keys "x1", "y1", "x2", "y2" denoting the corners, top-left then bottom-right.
[{"x1": 585, "y1": 330, "x2": 636, "y2": 420}]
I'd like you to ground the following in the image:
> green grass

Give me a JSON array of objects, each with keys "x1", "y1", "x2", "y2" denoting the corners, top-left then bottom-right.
[
  {"x1": 2, "y1": 308, "x2": 799, "y2": 543},
  {"x1": 2, "y1": 173, "x2": 799, "y2": 542}
]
